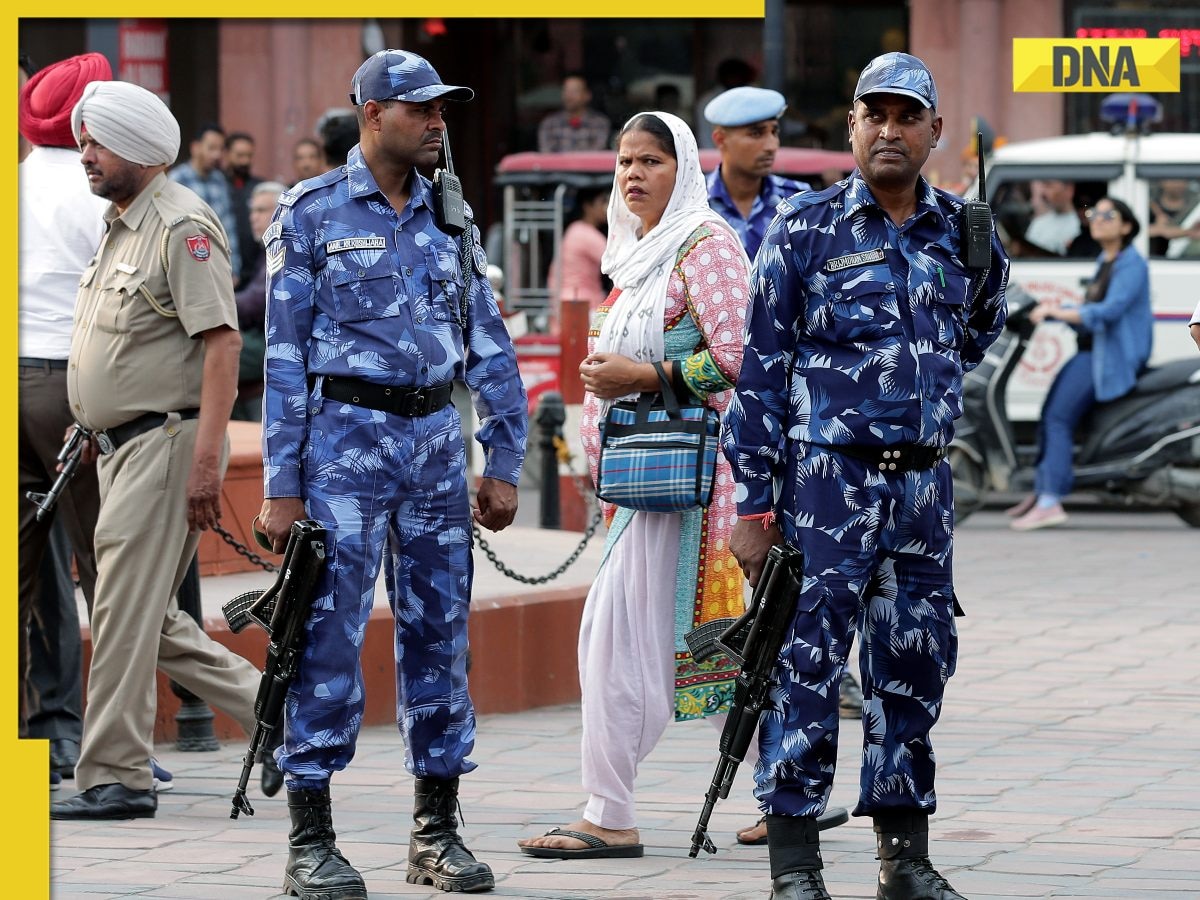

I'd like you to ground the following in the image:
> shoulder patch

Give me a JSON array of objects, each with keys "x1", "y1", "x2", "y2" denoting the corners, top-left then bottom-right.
[
  {"x1": 185, "y1": 234, "x2": 211, "y2": 261},
  {"x1": 471, "y1": 241, "x2": 487, "y2": 278},
  {"x1": 262, "y1": 221, "x2": 283, "y2": 246}
]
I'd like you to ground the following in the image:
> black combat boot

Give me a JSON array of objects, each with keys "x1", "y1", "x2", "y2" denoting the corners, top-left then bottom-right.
[
  {"x1": 874, "y1": 812, "x2": 966, "y2": 900},
  {"x1": 406, "y1": 776, "x2": 495, "y2": 893},
  {"x1": 766, "y1": 815, "x2": 832, "y2": 900},
  {"x1": 282, "y1": 786, "x2": 367, "y2": 900}
]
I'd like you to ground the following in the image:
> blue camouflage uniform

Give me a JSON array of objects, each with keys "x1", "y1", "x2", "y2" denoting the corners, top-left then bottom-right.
[
  {"x1": 721, "y1": 170, "x2": 1008, "y2": 819},
  {"x1": 705, "y1": 168, "x2": 811, "y2": 260},
  {"x1": 263, "y1": 144, "x2": 527, "y2": 788}
]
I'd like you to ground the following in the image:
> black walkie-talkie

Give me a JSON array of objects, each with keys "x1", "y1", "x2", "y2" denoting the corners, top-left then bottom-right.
[
  {"x1": 960, "y1": 131, "x2": 992, "y2": 270},
  {"x1": 432, "y1": 129, "x2": 467, "y2": 237}
]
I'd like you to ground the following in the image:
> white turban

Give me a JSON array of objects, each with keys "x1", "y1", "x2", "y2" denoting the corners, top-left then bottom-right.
[{"x1": 71, "y1": 81, "x2": 180, "y2": 166}]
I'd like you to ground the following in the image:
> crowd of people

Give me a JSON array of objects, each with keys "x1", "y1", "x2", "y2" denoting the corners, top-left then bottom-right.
[{"x1": 18, "y1": 37, "x2": 1200, "y2": 900}]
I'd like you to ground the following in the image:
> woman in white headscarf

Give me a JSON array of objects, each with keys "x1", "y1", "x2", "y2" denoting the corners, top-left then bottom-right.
[{"x1": 519, "y1": 111, "x2": 752, "y2": 859}]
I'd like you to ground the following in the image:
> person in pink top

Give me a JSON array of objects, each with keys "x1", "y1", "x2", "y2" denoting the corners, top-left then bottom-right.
[{"x1": 548, "y1": 186, "x2": 610, "y2": 331}]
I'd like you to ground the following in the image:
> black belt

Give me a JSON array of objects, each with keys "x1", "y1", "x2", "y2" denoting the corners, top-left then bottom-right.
[
  {"x1": 95, "y1": 409, "x2": 200, "y2": 455},
  {"x1": 323, "y1": 376, "x2": 454, "y2": 418},
  {"x1": 812, "y1": 442, "x2": 946, "y2": 473},
  {"x1": 18, "y1": 357, "x2": 68, "y2": 370}
]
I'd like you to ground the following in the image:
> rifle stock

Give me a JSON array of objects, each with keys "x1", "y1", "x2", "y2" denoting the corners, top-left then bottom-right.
[
  {"x1": 225, "y1": 519, "x2": 326, "y2": 819},
  {"x1": 688, "y1": 543, "x2": 804, "y2": 857}
]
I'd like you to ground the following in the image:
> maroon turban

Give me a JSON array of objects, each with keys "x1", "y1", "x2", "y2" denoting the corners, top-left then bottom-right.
[{"x1": 19, "y1": 52, "x2": 113, "y2": 148}]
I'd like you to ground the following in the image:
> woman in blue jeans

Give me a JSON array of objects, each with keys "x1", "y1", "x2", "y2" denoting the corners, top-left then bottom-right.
[{"x1": 1010, "y1": 197, "x2": 1152, "y2": 530}]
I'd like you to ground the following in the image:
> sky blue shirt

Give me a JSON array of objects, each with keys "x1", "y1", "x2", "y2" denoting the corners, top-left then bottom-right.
[
  {"x1": 168, "y1": 162, "x2": 242, "y2": 277},
  {"x1": 262, "y1": 145, "x2": 527, "y2": 497},
  {"x1": 706, "y1": 168, "x2": 811, "y2": 259},
  {"x1": 721, "y1": 171, "x2": 1010, "y2": 516}
]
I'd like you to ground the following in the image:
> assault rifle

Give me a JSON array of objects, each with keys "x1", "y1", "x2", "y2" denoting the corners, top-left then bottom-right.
[
  {"x1": 683, "y1": 543, "x2": 805, "y2": 857},
  {"x1": 26, "y1": 423, "x2": 88, "y2": 522},
  {"x1": 223, "y1": 519, "x2": 326, "y2": 820}
]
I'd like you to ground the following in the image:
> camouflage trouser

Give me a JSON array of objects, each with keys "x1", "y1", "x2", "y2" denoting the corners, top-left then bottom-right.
[
  {"x1": 279, "y1": 399, "x2": 477, "y2": 789},
  {"x1": 755, "y1": 447, "x2": 959, "y2": 818}
]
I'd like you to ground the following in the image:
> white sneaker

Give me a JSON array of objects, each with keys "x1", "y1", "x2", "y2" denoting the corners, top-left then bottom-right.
[
  {"x1": 150, "y1": 757, "x2": 174, "y2": 792},
  {"x1": 1010, "y1": 504, "x2": 1068, "y2": 531}
]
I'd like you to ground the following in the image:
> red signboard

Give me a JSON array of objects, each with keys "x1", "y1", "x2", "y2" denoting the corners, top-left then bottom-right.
[{"x1": 118, "y1": 19, "x2": 169, "y2": 101}]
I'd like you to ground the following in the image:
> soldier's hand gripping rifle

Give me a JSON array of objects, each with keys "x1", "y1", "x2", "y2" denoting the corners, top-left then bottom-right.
[
  {"x1": 683, "y1": 543, "x2": 805, "y2": 857},
  {"x1": 25, "y1": 423, "x2": 88, "y2": 522},
  {"x1": 223, "y1": 519, "x2": 326, "y2": 820}
]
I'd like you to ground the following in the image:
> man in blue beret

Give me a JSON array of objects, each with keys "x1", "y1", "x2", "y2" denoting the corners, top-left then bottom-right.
[
  {"x1": 722, "y1": 51, "x2": 1008, "y2": 899},
  {"x1": 704, "y1": 86, "x2": 813, "y2": 260},
  {"x1": 258, "y1": 48, "x2": 527, "y2": 897}
]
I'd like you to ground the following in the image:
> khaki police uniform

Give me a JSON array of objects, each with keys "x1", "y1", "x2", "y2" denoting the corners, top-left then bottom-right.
[{"x1": 67, "y1": 172, "x2": 260, "y2": 792}]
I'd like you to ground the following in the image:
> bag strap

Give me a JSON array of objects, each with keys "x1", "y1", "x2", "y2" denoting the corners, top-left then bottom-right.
[{"x1": 634, "y1": 363, "x2": 683, "y2": 423}]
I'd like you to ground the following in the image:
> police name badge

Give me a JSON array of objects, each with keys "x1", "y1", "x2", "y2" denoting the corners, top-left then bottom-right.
[
  {"x1": 825, "y1": 248, "x2": 885, "y2": 272},
  {"x1": 325, "y1": 237, "x2": 387, "y2": 254}
]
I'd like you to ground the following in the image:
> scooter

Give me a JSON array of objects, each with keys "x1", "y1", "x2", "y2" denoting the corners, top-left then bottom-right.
[{"x1": 950, "y1": 288, "x2": 1200, "y2": 527}]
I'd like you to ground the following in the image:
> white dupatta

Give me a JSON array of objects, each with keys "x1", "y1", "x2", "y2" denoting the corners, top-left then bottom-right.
[{"x1": 595, "y1": 111, "x2": 748, "y2": 410}]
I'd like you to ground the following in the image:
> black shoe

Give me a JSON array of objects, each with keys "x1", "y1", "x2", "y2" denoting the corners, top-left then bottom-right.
[
  {"x1": 49, "y1": 738, "x2": 80, "y2": 778},
  {"x1": 283, "y1": 787, "x2": 367, "y2": 900},
  {"x1": 771, "y1": 870, "x2": 832, "y2": 900},
  {"x1": 407, "y1": 776, "x2": 495, "y2": 893},
  {"x1": 50, "y1": 783, "x2": 156, "y2": 820},
  {"x1": 839, "y1": 672, "x2": 864, "y2": 718},
  {"x1": 261, "y1": 753, "x2": 284, "y2": 798},
  {"x1": 878, "y1": 857, "x2": 966, "y2": 899}
]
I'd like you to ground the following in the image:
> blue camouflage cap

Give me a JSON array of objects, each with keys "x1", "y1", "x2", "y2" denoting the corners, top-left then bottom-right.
[
  {"x1": 704, "y1": 86, "x2": 787, "y2": 128},
  {"x1": 349, "y1": 49, "x2": 474, "y2": 106},
  {"x1": 853, "y1": 51, "x2": 938, "y2": 110}
]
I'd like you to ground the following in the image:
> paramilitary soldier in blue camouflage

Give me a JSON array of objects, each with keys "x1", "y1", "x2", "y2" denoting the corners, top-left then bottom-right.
[
  {"x1": 721, "y1": 52, "x2": 1008, "y2": 900},
  {"x1": 258, "y1": 50, "x2": 527, "y2": 898},
  {"x1": 703, "y1": 86, "x2": 811, "y2": 260}
]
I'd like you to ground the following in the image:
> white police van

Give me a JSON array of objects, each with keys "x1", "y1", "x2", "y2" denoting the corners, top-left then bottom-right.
[{"x1": 976, "y1": 95, "x2": 1200, "y2": 430}]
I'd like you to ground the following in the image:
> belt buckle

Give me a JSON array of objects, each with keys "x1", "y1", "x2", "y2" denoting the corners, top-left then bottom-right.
[{"x1": 96, "y1": 431, "x2": 116, "y2": 455}]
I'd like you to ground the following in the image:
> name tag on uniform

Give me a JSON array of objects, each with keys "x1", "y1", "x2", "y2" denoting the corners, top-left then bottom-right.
[
  {"x1": 325, "y1": 237, "x2": 386, "y2": 254},
  {"x1": 115, "y1": 262, "x2": 139, "y2": 274},
  {"x1": 825, "y1": 248, "x2": 886, "y2": 272}
]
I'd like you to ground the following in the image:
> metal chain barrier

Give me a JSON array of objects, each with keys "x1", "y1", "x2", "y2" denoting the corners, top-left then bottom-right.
[
  {"x1": 472, "y1": 428, "x2": 604, "y2": 585},
  {"x1": 213, "y1": 522, "x2": 279, "y2": 573}
]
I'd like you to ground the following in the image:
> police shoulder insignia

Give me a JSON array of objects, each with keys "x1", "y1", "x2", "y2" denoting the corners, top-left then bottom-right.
[
  {"x1": 266, "y1": 244, "x2": 286, "y2": 278},
  {"x1": 276, "y1": 187, "x2": 301, "y2": 208},
  {"x1": 262, "y1": 221, "x2": 283, "y2": 247},
  {"x1": 185, "y1": 234, "x2": 211, "y2": 261},
  {"x1": 472, "y1": 242, "x2": 487, "y2": 277}
]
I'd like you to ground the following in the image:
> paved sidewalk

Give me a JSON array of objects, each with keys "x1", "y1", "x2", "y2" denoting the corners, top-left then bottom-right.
[{"x1": 50, "y1": 510, "x2": 1200, "y2": 898}]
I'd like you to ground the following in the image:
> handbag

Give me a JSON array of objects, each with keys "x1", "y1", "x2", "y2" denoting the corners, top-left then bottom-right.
[{"x1": 596, "y1": 362, "x2": 720, "y2": 513}]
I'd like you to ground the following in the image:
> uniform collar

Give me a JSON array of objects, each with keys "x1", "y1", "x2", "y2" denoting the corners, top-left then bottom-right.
[
  {"x1": 345, "y1": 144, "x2": 431, "y2": 213},
  {"x1": 707, "y1": 165, "x2": 775, "y2": 212},
  {"x1": 842, "y1": 169, "x2": 947, "y2": 228},
  {"x1": 105, "y1": 171, "x2": 169, "y2": 232}
]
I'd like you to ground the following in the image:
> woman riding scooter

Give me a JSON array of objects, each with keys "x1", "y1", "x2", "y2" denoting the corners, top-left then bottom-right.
[{"x1": 1009, "y1": 197, "x2": 1153, "y2": 530}]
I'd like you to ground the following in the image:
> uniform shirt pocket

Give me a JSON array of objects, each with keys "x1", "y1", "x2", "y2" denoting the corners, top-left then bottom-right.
[
  {"x1": 93, "y1": 270, "x2": 145, "y2": 334},
  {"x1": 826, "y1": 265, "x2": 899, "y2": 345},
  {"x1": 327, "y1": 254, "x2": 401, "y2": 323}
]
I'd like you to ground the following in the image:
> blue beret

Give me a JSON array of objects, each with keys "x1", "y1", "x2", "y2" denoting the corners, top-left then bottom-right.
[
  {"x1": 704, "y1": 86, "x2": 787, "y2": 128},
  {"x1": 853, "y1": 52, "x2": 938, "y2": 110}
]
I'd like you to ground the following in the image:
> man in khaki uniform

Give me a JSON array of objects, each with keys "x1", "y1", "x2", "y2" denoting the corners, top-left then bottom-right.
[{"x1": 50, "y1": 80, "x2": 261, "y2": 821}]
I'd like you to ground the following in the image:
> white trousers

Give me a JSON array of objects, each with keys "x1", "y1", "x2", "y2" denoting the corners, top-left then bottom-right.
[{"x1": 579, "y1": 512, "x2": 679, "y2": 829}]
